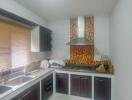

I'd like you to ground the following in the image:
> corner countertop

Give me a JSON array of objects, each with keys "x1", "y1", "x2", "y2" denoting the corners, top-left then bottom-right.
[
  {"x1": 0, "y1": 69, "x2": 54, "y2": 100},
  {"x1": 50, "y1": 66, "x2": 113, "y2": 75},
  {"x1": 0, "y1": 67, "x2": 114, "y2": 100}
]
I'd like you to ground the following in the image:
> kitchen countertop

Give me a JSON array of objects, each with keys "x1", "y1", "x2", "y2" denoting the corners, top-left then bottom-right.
[
  {"x1": 62, "y1": 63, "x2": 113, "y2": 74},
  {"x1": 0, "y1": 69, "x2": 54, "y2": 100},
  {"x1": 0, "y1": 66, "x2": 113, "y2": 100},
  {"x1": 50, "y1": 66, "x2": 113, "y2": 75},
  {"x1": 53, "y1": 68, "x2": 114, "y2": 79},
  {"x1": 53, "y1": 68, "x2": 111, "y2": 74}
]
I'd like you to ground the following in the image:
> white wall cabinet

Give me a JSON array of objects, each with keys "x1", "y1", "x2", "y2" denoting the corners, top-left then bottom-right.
[{"x1": 31, "y1": 26, "x2": 40, "y2": 52}]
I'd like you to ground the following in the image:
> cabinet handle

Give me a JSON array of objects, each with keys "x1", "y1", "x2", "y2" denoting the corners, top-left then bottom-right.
[
  {"x1": 45, "y1": 77, "x2": 52, "y2": 81},
  {"x1": 81, "y1": 77, "x2": 90, "y2": 80},
  {"x1": 95, "y1": 79, "x2": 104, "y2": 82},
  {"x1": 45, "y1": 85, "x2": 52, "y2": 91},
  {"x1": 81, "y1": 77, "x2": 89, "y2": 80},
  {"x1": 72, "y1": 76, "x2": 91, "y2": 79},
  {"x1": 22, "y1": 90, "x2": 32, "y2": 98},
  {"x1": 45, "y1": 83, "x2": 52, "y2": 88},
  {"x1": 47, "y1": 81, "x2": 52, "y2": 86},
  {"x1": 80, "y1": 77, "x2": 90, "y2": 80},
  {"x1": 71, "y1": 75, "x2": 81, "y2": 79}
]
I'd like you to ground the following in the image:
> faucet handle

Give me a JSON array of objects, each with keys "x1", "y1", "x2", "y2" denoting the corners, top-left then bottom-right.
[
  {"x1": 0, "y1": 78, "x2": 5, "y2": 84},
  {"x1": 0, "y1": 69, "x2": 4, "y2": 84},
  {"x1": 0, "y1": 69, "x2": 3, "y2": 75}
]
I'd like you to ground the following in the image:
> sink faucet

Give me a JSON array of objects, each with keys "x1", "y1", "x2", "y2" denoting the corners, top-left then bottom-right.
[
  {"x1": 0, "y1": 69, "x2": 4, "y2": 84},
  {"x1": 24, "y1": 66, "x2": 27, "y2": 74},
  {"x1": 0, "y1": 69, "x2": 3, "y2": 77}
]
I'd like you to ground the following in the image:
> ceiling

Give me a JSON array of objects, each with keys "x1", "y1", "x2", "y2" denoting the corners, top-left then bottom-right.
[{"x1": 15, "y1": 0, "x2": 117, "y2": 21}]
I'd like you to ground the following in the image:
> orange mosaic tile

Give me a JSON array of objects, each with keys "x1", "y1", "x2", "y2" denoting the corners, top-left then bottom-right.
[
  {"x1": 70, "y1": 16, "x2": 94, "y2": 64},
  {"x1": 70, "y1": 45, "x2": 94, "y2": 64}
]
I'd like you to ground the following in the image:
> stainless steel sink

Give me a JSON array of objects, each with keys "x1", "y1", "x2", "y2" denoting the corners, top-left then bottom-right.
[
  {"x1": 5, "y1": 76, "x2": 34, "y2": 86},
  {"x1": 0, "y1": 85, "x2": 12, "y2": 94}
]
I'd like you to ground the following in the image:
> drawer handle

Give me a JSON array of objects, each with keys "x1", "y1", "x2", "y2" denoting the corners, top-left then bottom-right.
[
  {"x1": 22, "y1": 90, "x2": 32, "y2": 98},
  {"x1": 45, "y1": 85, "x2": 52, "y2": 91},
  {"x1": 80, "y1": 77, "x2": 90, "y2": 80},
  {"x1": 71, "y1": 76, "x2": 80, "y2": 79},
  {"x1": 95, "y1": 79, "x2": 104, "y2": 82}
]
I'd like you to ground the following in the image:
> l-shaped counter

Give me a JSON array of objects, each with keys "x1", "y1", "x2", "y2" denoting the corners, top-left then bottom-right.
[{"x1": 0, "y1": 68, "x2": 114, "y2": 100}]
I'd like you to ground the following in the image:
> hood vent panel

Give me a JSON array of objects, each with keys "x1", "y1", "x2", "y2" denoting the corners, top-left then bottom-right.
[
  {"x1": 67, "y1": 16, "x2": 93, "y2": 46},
  {"x1": 66, "y1": 38, "x2": 93, "y2": 45}
]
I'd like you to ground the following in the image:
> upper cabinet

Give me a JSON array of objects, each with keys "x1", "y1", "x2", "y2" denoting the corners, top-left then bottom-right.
[
  {"x1": 31, "y1": 26, "x2": 52, "y2": 52},
  {"x1": 0, "y1": 9, "x2": 52, "y2": 52},
  {"x1": 0, "y1": 9, "x2": 38, "y2": 28}
]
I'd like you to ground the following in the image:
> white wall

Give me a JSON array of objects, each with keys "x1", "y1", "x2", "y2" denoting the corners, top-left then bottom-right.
[
  {"x1": 0, "y1": 0, "x2": 47, "y2": 26},
  {"x1": 48, "y1": 20, "x2": 70, "y2": 59},
  {"x1": 47, "y1": 16, "x2": 110, "y2": 59},
  {"x1": 94, "y1": 16, "x2": 110, "y2": 56},
  {"x1": 110, "y1": 0, "x2": 132, "y2": 100}
]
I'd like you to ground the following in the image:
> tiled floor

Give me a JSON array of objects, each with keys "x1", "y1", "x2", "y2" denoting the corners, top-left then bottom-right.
[{"x1": 48, "y1": 93, "x2": 92, "y2": 100}]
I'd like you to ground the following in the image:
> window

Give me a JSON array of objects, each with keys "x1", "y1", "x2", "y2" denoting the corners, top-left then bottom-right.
[{"x1": 0, "y1": 19, "x2": 31, "y2": 71}]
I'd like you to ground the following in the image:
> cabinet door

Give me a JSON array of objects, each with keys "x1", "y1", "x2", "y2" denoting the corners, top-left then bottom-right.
[
  {"x1": 40, "y1": 26, "x2": 52, "y2": 51},
  {"x1": 56, "y1": 73, "x2": 68, "y2": 94},
  {"x1": 94, "y1": 77, "x2": 111, "y2": 100},
  {"x1": 80, "y1": 76, "x2": 92, "y2": 98},
  {"x1": 71, "y1": 75, "x2": 81, "y2": 96},
  {"x1": 11, "y1": 82, "x2": 40, "y2": 100},
  {"x1": 22, "y1": 88, "x2": 39, "y2": 100},
  {"x1": 42, "y1": 74, "x2": 53, "y2": 100},
  {"x1": 71, "y1": 75, "x2": 92, "y2": 98}
]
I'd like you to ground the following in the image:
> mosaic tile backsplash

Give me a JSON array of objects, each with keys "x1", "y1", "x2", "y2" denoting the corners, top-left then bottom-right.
[{"x1": 70, "y1": 16, "x2": 94, "y2": 64}]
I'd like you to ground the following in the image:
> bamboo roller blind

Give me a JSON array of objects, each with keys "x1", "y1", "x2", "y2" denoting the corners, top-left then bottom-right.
[{"x1": 0, "y1": 19, "x2": 31, "y2": 71}]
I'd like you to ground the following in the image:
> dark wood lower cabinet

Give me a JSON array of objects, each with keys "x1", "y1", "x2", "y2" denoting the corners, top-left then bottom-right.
[
  {"x1": 56, "y1": 73, "x2": 68, "y2": 94},
  {"x1": 71, "y1": 75, "x2": 80, "y2": 96},
  {"x1": 71, "y1": 75, "x2": 92, "y2": 98},
  {"x1": 94, "y1": 77, "x2": 111, "y2": 100},
  {"x1": 42, "y1": 74, "x2": 53, "y2": 100},
  {"x1": 10, "y1": 73, "x2": 112, "y2": 100},
  {"x1": 11, "y1": 82, "x2": 40, "y2": 100},
  {"x1": 80, "y1": 76, "x2": 92, "y2": 98}
]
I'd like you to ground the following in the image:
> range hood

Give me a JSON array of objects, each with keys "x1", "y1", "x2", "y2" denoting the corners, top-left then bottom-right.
[{"x1": 66, "y1": 16, "x2": 93, "y2": 45}]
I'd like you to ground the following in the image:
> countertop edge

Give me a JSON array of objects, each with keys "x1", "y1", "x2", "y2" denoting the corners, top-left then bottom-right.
[{"x1": 0, "y1": 69, "x2": 54, "y2": 100}]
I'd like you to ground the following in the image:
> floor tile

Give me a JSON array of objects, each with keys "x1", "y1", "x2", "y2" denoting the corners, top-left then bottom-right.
[{"x1": 48, "y1": 93, "x2": 92, "y2": 100}]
